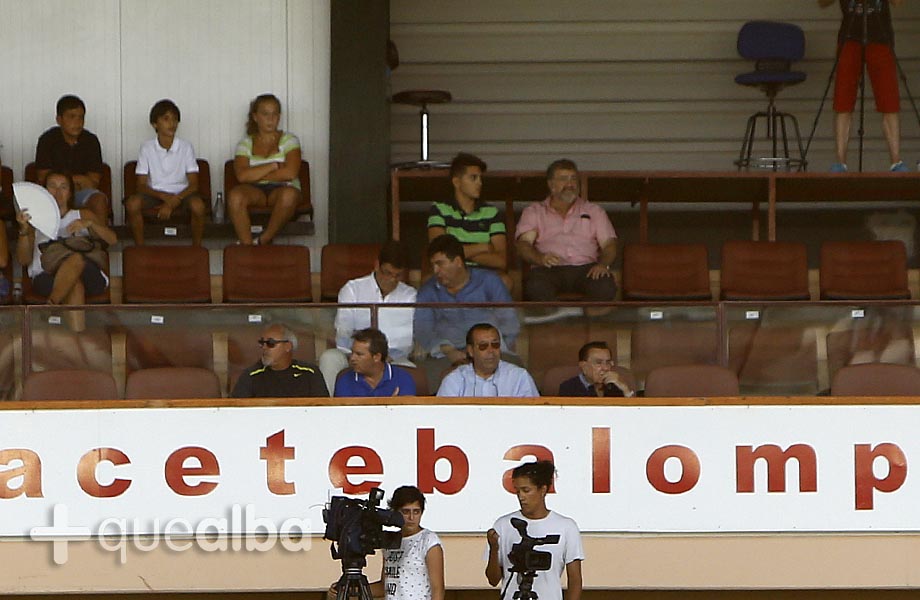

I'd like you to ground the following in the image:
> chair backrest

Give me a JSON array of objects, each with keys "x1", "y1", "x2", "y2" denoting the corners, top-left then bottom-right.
[
  {"x1": 720, "y1": 240, "x2": 809, "y2": 300},
  {"x1": 125, "y1": 367, "x2": 221, "y2": 399},
  {"x1": 23, "y1": 369, "x2": 119, "y2": 401},
  {"x1": 737, "y1": 21, "x2": 805, "y2": 62},
  {"x1": 831, "y1": 363, "x2": 920, "y2": 396},
  {"x1": 320, "y1": 243, "x2": 383, "y2": 301},
  {"x1": 125, "y1": 329, "x2": 214, "y2": 374},
  {"x1": 826, "y1": 318, "x2": 915, "y2": 384},
  {"x1": 819, "y1": 240, "x2": 910, "y2": 300},
  {"x1": 123, "y1": 246, "x2": 211, "y2": 303},
  {"x1": 728, "y1": 323, "x2": 818, "y2": 395},
  {"x1": 629, "y1": 322, "x2": 720, "y2": 387},
  {"x1": 0, "y1": 165, "x2": 14, "y2": 220},
  {"x1": 223, "y1": 159, "x2": 312, "y2": 216},
  {"x1": 404, "y1": 366, "x2": 430, "y2": 396},
  {"x1": 223, "y1": 245, "x2": 312, "y2": 302},
  {"x1": 124, "y1": 159, "x2": 212, "y2": 209},
  {"x1": 644, "y1": 365, "x2": 740, "y2": 398},
  {"x1": 25, "y1": 161, "x2": 113, "y2": 201},
  {"x1": 622, "y1": 243, "x2": 711, "y2": 300}
]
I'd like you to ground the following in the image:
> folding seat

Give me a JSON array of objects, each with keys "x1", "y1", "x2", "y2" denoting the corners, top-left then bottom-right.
[
  {"x1": 819, "y1": 241, "x2": 909, "y2": 300},
  {"x1": 21, "y1": 259, "x2": 111, "y2": 304},
  {"x1": 29, "y1": 327, "x2": 112, "y2": 374},
  {"x1": 621, "y1": 243, "x2": 711, "y2": 301},
  {"x1": 728, "y1": 322, "x2": 817, "y2": 395},
  {"x1": 0, "y1": 165, "x2": 14, "y2": 220},
  {"x1": 223, "y1": 245, "x2": 312, "y2": 302},
  {"x1": 541, "y1": 364, "x2": 636, "y2": 397},
  {"x1": 24, "y1": 161, "x2": 113, "y2": 220},
  {"x1": 320, "y1": 243, "x2": 382, "y2": 301},
  {"x1": 125, "y1": 328, "x2": 213, "y2": 374},
  {"x1": 223, "y1": 159, "x2": 313, "y2": 220},
  {"x1": 123, "y1": 159, "x2": 211, "y2": 225},
  {"x1": 22, "y1": 369, "x2": 118, "y2": 401},
  {"x1": 125, "y1": 367, "x2": 221, "y2": 399},
  {"x1": 0, "y1": 332, "x2": 15, "y2": 400},
  {"x1": 122, "y1": 246, "x2": 211, "y2": 303},
  {"x1": 226, "y1": 326, "x2": 317, "y2": 395},
  {"x1": 831, "y1": 363, "x2": 920, "y2": 396},
  {"x1": 720, "y1": 240, "x2": 809, "y2": 300},
  {"x1": 644, "y1": 365, "x2": 740, "y2": 397},
  {"x1": 826, "y1": 318, "x2": 914, "y2": 384},
  {"x1": 628, "y1": 321, "x2": 719, "y2": 388}
]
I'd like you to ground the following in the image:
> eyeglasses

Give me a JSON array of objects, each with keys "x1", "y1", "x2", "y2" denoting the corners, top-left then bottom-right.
[
  {"x1": 258, "y1": 338, "x2": 289, "y2": 348},
  {"x1": 475, "y1": 341, "x2": 501, "y2": 351}
]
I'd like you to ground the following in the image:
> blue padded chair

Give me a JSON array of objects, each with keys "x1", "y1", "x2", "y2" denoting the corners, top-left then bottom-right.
[{"x1": 734, "y1": 21, "x2": 807, "y2": 171}]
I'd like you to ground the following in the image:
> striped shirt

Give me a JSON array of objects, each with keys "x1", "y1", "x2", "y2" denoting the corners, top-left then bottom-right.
[
  {"x1": 234, "y1": 132, "x2": 301, "y2": 190},
  {"x1": 427, "y1": 200, "x2": 506, "y2": 246}
]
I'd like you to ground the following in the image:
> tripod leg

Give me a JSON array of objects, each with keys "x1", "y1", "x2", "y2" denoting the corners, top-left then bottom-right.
[
  {"x1": 804, "y1": 46, "x2": 842, "y2": 161},
  {"x1": 895, "y1": 58, "x2": 920, "y2": 131}
]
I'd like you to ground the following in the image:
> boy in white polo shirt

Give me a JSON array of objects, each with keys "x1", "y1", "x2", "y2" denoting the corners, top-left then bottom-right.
[{"x1": 125, "y1": 99, "x2": 206, "y2": 245}]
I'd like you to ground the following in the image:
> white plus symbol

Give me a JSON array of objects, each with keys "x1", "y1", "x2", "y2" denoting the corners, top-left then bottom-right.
[{"x1": 30, "y1": 504, "x2": 92, "y2": 565}]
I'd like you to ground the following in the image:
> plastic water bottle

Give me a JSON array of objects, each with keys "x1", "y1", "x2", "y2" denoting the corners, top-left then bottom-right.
[{"x1": 213, "y1": 192, "x2": 224, "y2": 224}]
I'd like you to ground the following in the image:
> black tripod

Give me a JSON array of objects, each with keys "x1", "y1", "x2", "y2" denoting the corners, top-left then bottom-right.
[
  {"x1": 500, "y1": 569, "x2": 543, "y2": 600},
  {"x1": 805, "y1": 0, "x2": 920, "y2": 171},
  {"x1": 333, "y1": 559, "x2": 374, "y2": 600}
]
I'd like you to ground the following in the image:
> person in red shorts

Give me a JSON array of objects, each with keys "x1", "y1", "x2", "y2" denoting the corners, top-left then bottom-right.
[{"x1": 819, "y1": 0, "x2": 907, "y2": 172}]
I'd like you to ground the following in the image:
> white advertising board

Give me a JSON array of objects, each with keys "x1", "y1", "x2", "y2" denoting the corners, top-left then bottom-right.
[{"x1": 0, "y1": 404, "x2": 916, "y2": 538}]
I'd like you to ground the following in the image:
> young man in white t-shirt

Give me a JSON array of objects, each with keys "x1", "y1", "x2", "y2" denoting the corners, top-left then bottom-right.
[
  {"x1": 486, "y1": 461, "x2": 584, "y2": 600},
  {"x1": 125, "y1": 99, "x2": 206, "y2": 245}
]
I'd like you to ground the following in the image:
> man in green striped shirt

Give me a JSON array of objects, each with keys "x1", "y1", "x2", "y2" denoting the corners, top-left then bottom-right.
[{"x1": 427, "y1": 153, "x2": 509, "y2": 287}]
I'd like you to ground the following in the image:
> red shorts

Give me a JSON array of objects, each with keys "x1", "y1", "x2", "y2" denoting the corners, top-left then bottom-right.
[{"x1": 833, "y1": 40, "x2": 900, "y2": 114}]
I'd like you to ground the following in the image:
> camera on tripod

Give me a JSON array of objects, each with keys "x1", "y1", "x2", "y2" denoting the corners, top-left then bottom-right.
[
  {"x1": 322, "y1": 487, "x2": 404, "y2": 565},
  {"x1": 507, "y1": 517, "x2": 559, "y2": 573}
]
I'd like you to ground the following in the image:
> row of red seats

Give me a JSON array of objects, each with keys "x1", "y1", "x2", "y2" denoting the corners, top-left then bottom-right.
[
  {"x1": 0, "y1": 160, "x2": 313, "y2": 223},
  {"x1": 12, "y1": 237, "x2": 908, "y2": 305},
  {"x1": 623, "y1": 239, "x2": 909, "y2": 301}
]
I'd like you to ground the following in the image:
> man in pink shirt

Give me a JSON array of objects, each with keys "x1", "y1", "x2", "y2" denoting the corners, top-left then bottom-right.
[{"x1": 516, "y1": 159, "x2": 618, "y2": 303}]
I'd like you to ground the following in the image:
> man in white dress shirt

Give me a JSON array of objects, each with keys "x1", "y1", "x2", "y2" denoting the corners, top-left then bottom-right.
[{"x1": 319, "y1": 241, "x2": 417, "y2": 394}]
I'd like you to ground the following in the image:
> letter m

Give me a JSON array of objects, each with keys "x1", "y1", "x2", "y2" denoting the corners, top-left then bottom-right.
[{"x1": 736, "y1": 444, "x2": 817, "y2": 493}]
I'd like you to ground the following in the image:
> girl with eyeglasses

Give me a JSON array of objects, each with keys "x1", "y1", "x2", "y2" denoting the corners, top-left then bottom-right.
[{"x1": 329, "y1": 486, "x2": 445, "y2": 600}]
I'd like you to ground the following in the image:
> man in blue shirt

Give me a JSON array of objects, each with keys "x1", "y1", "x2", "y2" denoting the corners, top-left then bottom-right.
[
  {"x1": 437, "y1": 323, "x2": 538, "y2": 397},
  {"x1": 334, "y1": 328, "x2": 417, "y2": 397},
  {"x1": 414, "y1": 234, "x2": 520, "y2": 388}
]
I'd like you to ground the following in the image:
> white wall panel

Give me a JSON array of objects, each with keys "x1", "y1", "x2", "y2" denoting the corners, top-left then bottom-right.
[
  {"x1": 0, "y1": 0, "x2": 122, "y2": 178},
  {"x1": 391, "y1": 0, "x2": 920, "y2": 172}
]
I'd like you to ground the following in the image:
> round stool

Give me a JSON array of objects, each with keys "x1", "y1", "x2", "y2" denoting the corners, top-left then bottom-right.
[{"x1": 392, "y1": 89, "x2": 452, "y2": 169}]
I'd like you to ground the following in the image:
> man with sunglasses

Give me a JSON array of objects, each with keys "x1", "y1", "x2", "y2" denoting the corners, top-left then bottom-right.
[
  {"x1": 436, "y1": 323, "x2": 538, "y2": 397},
  {"x1": 231, "y1": 323, "x2": 328, "y2": 398}
]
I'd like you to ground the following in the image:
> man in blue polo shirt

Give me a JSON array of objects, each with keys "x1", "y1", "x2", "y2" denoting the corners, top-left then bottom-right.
[{"x1": 334, "y1": 328, "x2": 416, "y2": 397}]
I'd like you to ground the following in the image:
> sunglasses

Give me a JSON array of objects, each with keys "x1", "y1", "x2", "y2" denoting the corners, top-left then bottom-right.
[
  {"x1": 475, "y1": 341, "x2": 501, "y2": 351},
  {"x1": 258, "y1": 338, "x2": 289, "y2": 348}
]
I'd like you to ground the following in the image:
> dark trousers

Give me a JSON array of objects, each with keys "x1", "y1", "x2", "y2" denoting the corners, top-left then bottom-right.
[{"x1": 525, "y1": 264, "x2": 617, "y2": 301}]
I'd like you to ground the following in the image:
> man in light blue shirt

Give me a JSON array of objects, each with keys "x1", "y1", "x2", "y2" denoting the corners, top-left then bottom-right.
[
  {"x1": 437, "y1": 323, "x2": 538, "y2": 397},
  {"x1": 415, "y1": 234, "x2": 519, "y2": 387}
]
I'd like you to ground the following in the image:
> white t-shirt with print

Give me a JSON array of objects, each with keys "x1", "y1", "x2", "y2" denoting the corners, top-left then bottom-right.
[{"x1": 383, "y1": 528, "x2": 441, "y2": 600}]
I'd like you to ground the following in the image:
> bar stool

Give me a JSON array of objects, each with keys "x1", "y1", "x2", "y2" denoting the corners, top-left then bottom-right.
[
  {"x1": 391, "y1": 89, "x2": 451, "y2": 169},
  {"x1": 734, "y1": 21, "x2": 807, "y2": 172}
]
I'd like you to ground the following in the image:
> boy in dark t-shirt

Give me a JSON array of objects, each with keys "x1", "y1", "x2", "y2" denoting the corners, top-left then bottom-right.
[{"x1": 35, "y1": 94, "x2": 110, "y2": 221}]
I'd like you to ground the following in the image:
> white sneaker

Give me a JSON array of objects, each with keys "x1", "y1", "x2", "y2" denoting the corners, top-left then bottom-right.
[{"x1": 524, "y1": 306, "x2": 584, "y2": 325}]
